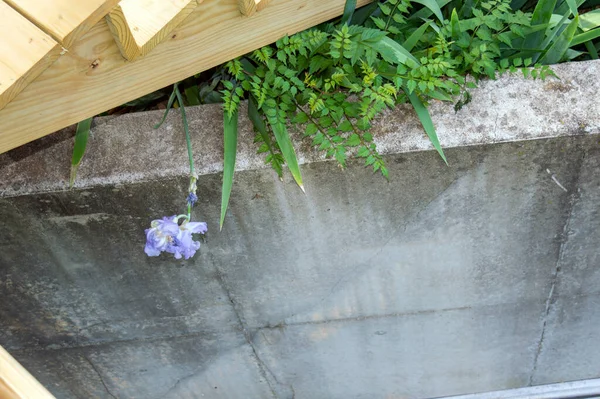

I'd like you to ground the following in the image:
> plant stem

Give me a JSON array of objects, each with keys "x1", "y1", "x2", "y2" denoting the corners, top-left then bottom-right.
[{"x1": 173, "y1": 83, "x2": 195, "y2": 219}]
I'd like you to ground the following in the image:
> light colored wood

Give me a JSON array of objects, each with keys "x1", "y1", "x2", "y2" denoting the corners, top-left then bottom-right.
[
  {"x1": 239, "y1": 0, "x2": 271, "y2": 16},
  {"x1": 256, "y1": 0, "x2": 272, "y2": 12},
  {"x1": 0, "y1": 346, "x2": 55, "y2": 399},
  {"x1": 0, "y1": 0, "x2": 373, "y2": 154},
  {"x1": 106, "y1": 0, "x2": 200, "y2": 60},
  {"x1": 4, "y1": 0, "x2": 120, "y2": 48},
  {"x1": 0, "y1": 1, "x2": 61, "y2": 111}
]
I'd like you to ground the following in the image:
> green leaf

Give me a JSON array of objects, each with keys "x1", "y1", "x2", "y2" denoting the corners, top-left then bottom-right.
[
  {"x1": 407, "y1": 92, "x2": 447, "y2": 164},
  {"x1": 220, "y1": 110, "x2": 239, "y2": 230},
  {"x1": 571, "y1": 27, "x2": 600, "y2": 45},
  {"x1": 338, "y1": 120, "x2": 353, "y2": 132},
  {"x1": 524, "y1": 0, "x2": 559, "y2": 49},
  {"x1": 342, "y1": 0, "x2": 357, "y2": 25},
  {"x1": 579, "y1": 9, "x2": 600, "y2": 31},
  {"x1": 564, "y1": 0, "x2": 579, "y2": 16},
  {"x1": 540, "y1": 15, "x2": 579, "y2": 64},
  {"x1": 412, "y1": 0, "x2": 445, "y2": 22},
  {"x1": 410, "y1": 0, "x2": 452, "y2": 20},
  {"x1": 451, "y1": 9, "x2": 460, "y2": 38},
  {"x1": 154, "y1": 89, "x2": 177, "y2": 128},
  {"x1": 403, "y1": 21, "x2": 431, "y2": 51},
  {"x1": 184, "y1": 85, "x2": 201, "y2": 106},
  {"x1": 374, "y1": 36, "x2": 420, "y2": 65},
  {"x1": 70, "y1": 117, "x2": 93, "y2": 187},
  {"x1": 266, "y1": 108, "x2": 305, "y2": 191}
]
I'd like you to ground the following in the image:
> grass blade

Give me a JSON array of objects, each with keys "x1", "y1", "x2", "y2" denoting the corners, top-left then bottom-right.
[
  {"x1": 220, "y1": 110, "x2": 238, "y2": 230},
  {"x1": 540, "y1": 15, "x2": 580, "y2": 64},
  {"x1": 585, "y1": 39, "x2": 599, "y2": 58},
  {"x1": 403, "y1": 20, "x2": 431, "y2": 51},
  {"x1": 407, "y1": 92, "x2": 447, "y2": 164},
  {"x1": 154, "y1": 89, "x2": 177, "y2": 129},
  {"x1": 341, "y1": 0, "x2": 357, "y2": 25},
  {"x1": 571, "y1": 27, "x2": 600, "y2": 45},
  {"x1": 523, "y1": 0, "x2": 559, "y2": 49},
  {"x1": 70, "y1": 117, "x2": 93, "y2": 187},
  {"x1": 412, "y1": 0, "x2": 445, "y2": 22},
  {"x1": 265, "y1": 106, "x2": 304, "y2": 192}
]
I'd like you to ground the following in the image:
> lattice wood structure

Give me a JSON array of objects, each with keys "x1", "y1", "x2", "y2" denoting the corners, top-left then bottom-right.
[{"x1": 0, "y1": 0, "x2": 371, "y2": 155}]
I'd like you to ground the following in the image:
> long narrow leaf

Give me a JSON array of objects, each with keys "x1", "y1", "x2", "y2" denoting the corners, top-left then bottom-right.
[
  {"x1": 220, "y1": 110, "x2": 238, "y2": 230},
  {"x1": 571, "y1": 27, "x2": 600, "y2": 45},
  {"x1": 410, "y1": 0, "x2": 452, "y2": 20},
  {"x1": 523, "y1": 0, "x2": 558, "y2": 49},
  {"x1": 248, "y1": 96, "x2": 274, "y2": 153},
  {"x1": 70, "y1": 117, "x2": 93, "y2": 187},
  {"x1": 341, "y1": 0, "x2": 357, "y2": 25},
  {"x1": 579, "y1": 9, "x2": 600, "y2": 31},
  {"x1": 540, "y1": 15, "x2": 580, "y2": 64},
  {"x1": 350, "y1": 2, "x2": 379, "y2": 25},
  {"x1": 403, "y1": 21, "x2": 431, "y2": 51},
  {"x1": 407, "y1": 92, "x2": 447, "y2": 164},
  {"x1": 533, "y1": 11, "x2": 571, "y2": 62},
  {"x1": 412, "y1": 0, "x2": 444, "y2": 22},
  {"x1": 556, "y1": 0, "x2": 585, "y2": 15},
  {"x1": 154, "y1": 89, "x2": 177, "y2": 128},
  {"x1": 265, "y1": 107, "x2": 304, "y2": 192},
  {"x1": 584, "y1": 40, "x2": 599, "y2": 58},
  {"x1": 375, "y1": 36, "x2": 420, "y2": 65}
]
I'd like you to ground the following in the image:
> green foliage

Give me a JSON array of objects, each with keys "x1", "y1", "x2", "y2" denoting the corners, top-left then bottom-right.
[
  {"x1": 221, "y1": 110, "x2": 238, "y2": 230},
  {"x1": 70, "y1": 117, "x2": 93, "y2": 188},
  {"x1": 138, "y1": 0, "x2": 598, "y2": 215}
]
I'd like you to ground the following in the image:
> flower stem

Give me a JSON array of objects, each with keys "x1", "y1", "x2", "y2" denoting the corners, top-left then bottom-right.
[{"x1": 173, "y1": 83, "x2": 195, "y2": 219}]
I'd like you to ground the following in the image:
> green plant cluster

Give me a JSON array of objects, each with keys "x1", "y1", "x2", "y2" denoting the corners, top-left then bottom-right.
[{"x1": 72, "y1": 0, "x2": 600, "y2": 229}]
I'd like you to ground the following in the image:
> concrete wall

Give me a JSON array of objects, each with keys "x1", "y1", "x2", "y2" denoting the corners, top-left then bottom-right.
[{"x1": 1, "y1": 60, "x2": 599, "y2": 399}]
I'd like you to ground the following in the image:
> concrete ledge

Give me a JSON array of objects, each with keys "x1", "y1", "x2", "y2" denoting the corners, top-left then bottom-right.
[{"x1": 0, "y1": 59, "x2": 599, "y2": 198}]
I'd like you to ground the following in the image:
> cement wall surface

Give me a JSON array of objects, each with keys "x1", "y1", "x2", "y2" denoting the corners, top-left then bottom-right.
[{"x1": 0, "y1": 60, "x2": 599, "y2": 399}]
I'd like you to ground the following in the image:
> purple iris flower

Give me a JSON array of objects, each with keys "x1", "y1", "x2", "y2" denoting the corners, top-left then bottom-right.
[{"x1": 145, "y1": 216, "x2": 207, "y2": 260}]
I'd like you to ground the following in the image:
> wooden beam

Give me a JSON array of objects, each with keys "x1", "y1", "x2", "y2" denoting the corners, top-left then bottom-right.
[
  {"x1": 106, "y1": 0, "x2": 200, "y2": 61},
  {"x1": 0, "y1": 346, "x2": 55, "y2": 399},
  {"x1": 0, "y1": 1, "x2": 61, "y2": 111},
  {"x1": 4, "y1": 0, "x2": 120, "y2": 48},
  {"x1": 239, "y1": 0, "x2": 271, "y2": 16},
  {"x1": 0, "y1": 0, "x2": 373, "y2": 154}
]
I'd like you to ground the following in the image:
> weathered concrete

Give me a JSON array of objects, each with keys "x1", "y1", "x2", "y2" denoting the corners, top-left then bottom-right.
[
  {"x1": 0, "y1": 60, "x2": 598, "y2": 198},
  {"x1": 0, "y1": 60, "x2": 600, "y2": 399}
]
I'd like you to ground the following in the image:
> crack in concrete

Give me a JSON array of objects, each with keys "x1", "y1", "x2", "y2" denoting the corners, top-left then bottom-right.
[
  {"x1": 258, "y1": 305, "x2": 473, "y2": 331},
  {"x1": 528, "y1": 152, "x2": 585, "y2": 386},
  {"x1": 214, "y1": 267, "x2": 281, "y2": 399},
  {"x1": 83, "y1": 355, "x2": 118, "y2": 399}
]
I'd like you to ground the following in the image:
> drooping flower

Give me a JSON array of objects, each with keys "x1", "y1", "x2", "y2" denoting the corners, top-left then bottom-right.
[{"x1": 145, "y1": 216, "x2": 207, "y2": 260}]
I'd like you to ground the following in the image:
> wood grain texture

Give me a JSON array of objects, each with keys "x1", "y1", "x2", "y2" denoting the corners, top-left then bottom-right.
[
  {"x1": 4, "y1": 0, "x2": 120, "y2": 48},
  {"x1": 0, "y1": 0, "x2": 372, "y2": 154},
  {"x1": 0, "y1": 1, "x2": 61, "y2": 111},
  {"x1": 0, "y1": 346, "x2": 55, "y2": 399},
  {"x1": 239, "y1": 0, "x2": 271, "y2": 16},
  {"x1": 106, "y1": 0, "x2": 200, "y2": 60}
]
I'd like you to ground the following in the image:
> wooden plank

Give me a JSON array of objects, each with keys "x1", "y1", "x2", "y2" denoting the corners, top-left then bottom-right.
[
  {"x1": 0, "y1": 0, "x2": 373, "y2": 154},
  {"x1": 0, "y1": 1, "x2": 61, "y2": 111},
  {"x1": 239, "y1": 0, "x2": 271, "y2": 16},
  {"x1": 4, "y1": 0, "x2": 121, "y2": 48},
  {"x1": 0, "y1": 346, "x2": 55, "y2": 399},
  {"x1": 106, "y1": 0, "x2": 200, "y2": 60}
]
